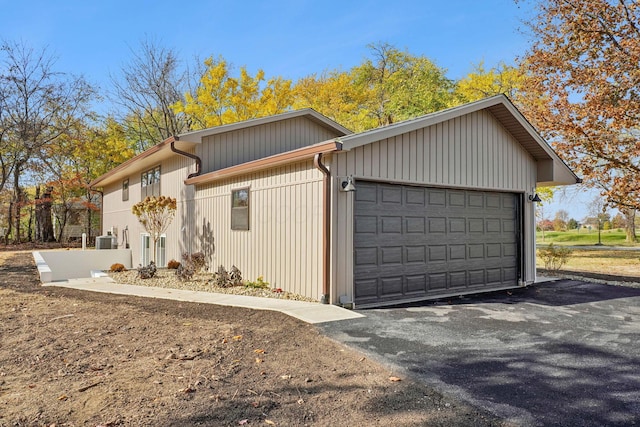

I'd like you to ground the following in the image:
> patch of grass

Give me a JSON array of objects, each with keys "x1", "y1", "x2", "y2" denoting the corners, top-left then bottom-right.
[
  {"x1": 536, "y1": 229, "x2": 639, "y2": 246},
  {"x1": 536, "y1": 249, "x2": 640, "y2": 277}
]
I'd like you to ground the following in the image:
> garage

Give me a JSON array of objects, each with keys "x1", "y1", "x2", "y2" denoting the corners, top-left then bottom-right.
[
  {"x1": 353, "y1": 182, "x2": 521, "y2": 307},
  {"x1": 331, "y1": 95, "x2": 579, "y2": 307}
]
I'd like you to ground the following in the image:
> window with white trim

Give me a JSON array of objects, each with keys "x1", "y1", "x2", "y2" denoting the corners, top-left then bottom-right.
[{"x1": 140, "y1": 233, "x2": 166, "y2": 267}]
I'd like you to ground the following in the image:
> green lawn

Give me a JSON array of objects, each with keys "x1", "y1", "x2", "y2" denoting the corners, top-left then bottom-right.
[{"x1": 536, "y1": 229, "x2": 640, "y2": 246}]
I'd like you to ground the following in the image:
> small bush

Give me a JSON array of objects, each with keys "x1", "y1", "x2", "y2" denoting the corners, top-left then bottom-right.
[
  {"x1": 213, "y1": 265, "x2": 231, "y2": 288},
  {"x1": 110, "y1": 263, "x2": 126, "y2": 272},
  {"x1": 190, "y1": 252, "x2": 208, "y2": 273},
  {"x1": 229, "y1": 265, "x2": 243, "y2": 286},
  {"x1": 167, "y1": 259, "x2": 181, "y2": 269},
  {"x1": 137, "y1": 261, "x2": 157, "y2": 279},
  {"x1": 538, "y1": 243, "x2": 573, "y2": 272},
  {"x1": 245, "y1": 275, "x2": 269, "y2": 289},
  {"x1": 176, "y1": 262, "x2": 195, "y2": 281}
]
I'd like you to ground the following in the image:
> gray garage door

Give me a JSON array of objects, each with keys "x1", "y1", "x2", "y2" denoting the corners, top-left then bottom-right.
[{"x1": 354, "y1": 182, "x2": 521, "y2": 307}]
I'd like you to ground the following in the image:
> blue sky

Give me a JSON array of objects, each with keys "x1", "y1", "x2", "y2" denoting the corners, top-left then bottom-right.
[
  {"x1": 0, "y1": 0, "x2": 598, "y2": 219},
  {"x1": 1, "y1": 0, "x2": 532, "y2": 89}
]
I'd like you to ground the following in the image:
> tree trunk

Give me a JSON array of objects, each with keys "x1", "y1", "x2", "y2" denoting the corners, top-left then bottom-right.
[
  {"x1": 622, "y1": 208, "x2": 637, "y2": 243},
  {"x1": 4, "y1": 201, "x2": 12, "y2": 245},
  {"x1": 35, "y1": 186, "x2": 42, "y2": 242},
  {"x1": 27, "y1": 205, "x2": 34, "y2": 242},
  {"x1": 41, "y1": 187, "x2": 55, "y2": 242},
  {"x1": 12, "y1": 168, "x2": 22, "y2": 244}
]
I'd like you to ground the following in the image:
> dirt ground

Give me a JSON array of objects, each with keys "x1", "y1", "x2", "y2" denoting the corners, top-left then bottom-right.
[{"x1": 0, "y1": 250, "x2": 505, "y2": 427}]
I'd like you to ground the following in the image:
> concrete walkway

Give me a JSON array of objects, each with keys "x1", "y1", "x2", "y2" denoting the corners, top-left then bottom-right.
[{"x1": 42, "y1": 277, "x2": 364, "y2": 324}]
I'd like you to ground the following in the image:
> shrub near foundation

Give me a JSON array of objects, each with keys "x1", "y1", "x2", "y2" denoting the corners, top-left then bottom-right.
[
  {"x1": 110, "y1": 263, "x2": 125, "y2": 272},
  {"x1": 538, "y1": 243, "x2": 573, "y2": 272}
]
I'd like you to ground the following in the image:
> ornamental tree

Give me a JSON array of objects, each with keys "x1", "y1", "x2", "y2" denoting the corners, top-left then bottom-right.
[
  {"x1": 131, "y1": 196, "x2": 177, "y2": 263},
  {"x1": 519, "y1": 0, "x2": 640, "y2": 243}
]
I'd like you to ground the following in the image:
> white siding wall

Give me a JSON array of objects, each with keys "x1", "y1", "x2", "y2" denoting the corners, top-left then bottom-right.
[
  {"x1": 181, "y1": 160, "x2": 324, "y2": 300},
  {"x1": 332, "y1": 110, "x2": 538, "y2": 303},
  {"x1": 199, "y1": 116, "x2": 340, "y2": 173}
]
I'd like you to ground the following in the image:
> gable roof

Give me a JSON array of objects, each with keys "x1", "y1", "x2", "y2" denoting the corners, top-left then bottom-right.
[
  {"x1": 178, "y1": 108, "x2": 352, "y2": 142},
  {"x1": 337, "y1": 94, "x2": 580, "y2": 186},
  {"x1": 90, "y1": 109, "x2": 351, "y2": 188}
]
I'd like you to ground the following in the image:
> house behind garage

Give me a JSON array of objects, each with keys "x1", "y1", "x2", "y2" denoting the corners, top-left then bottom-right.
[{"x1": 91, "y1": 95, "x2": 579, "y2": 308}]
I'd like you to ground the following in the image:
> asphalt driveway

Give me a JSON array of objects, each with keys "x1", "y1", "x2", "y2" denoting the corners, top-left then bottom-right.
[{"x1": 319, "y1": 280, "x2": 640, "y2": 426}]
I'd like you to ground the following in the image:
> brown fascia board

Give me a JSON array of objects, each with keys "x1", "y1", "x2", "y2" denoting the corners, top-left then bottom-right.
[
  {"x1": 185, "y1": 141, "x2": 342, "y2": 186},
  {"x1": 89, "y1": 136, "x2": 198, "y2": 188}
]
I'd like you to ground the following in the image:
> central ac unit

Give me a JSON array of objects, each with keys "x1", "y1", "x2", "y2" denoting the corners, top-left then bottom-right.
[{"x1": 96, "y1": 235, "x2": 116, "y2": 250}]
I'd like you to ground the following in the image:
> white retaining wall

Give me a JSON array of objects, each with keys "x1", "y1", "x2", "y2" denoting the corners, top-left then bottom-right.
[{"x1": 33, "y1": 249, "x2": 132, "y2": 282}]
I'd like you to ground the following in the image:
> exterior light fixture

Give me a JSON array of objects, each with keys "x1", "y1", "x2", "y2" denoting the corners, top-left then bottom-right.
[
  {"x1": 341, "y1": 176, "x2": 356, "y2": 192},
  {"x1": 528, "y1": 193, "x2": 542, "y2": 203}
]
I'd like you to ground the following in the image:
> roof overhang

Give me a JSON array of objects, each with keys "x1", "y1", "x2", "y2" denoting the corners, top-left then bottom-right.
[
  {"x1": 90, "y1": 136, "x2": 199, "y2": 188},
  {"x1": 185, "y1": 141, "x2": 342, "y2": 186},
  {"x1": 337, "y1": 95, "x2": 580, "y2": 186}
]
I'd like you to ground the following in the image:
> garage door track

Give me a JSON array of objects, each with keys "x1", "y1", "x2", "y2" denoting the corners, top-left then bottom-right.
[{"x1": 319, "y1": 280, "x2": 640, "y2": 426}]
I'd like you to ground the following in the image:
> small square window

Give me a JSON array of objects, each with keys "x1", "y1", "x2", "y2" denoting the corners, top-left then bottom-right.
[
  {"x1": 122, "y1": 179, "x2": 129, "y2": 201},
  {"x1": 231, "y1": 188, "x2": 249, "y2": 230}
]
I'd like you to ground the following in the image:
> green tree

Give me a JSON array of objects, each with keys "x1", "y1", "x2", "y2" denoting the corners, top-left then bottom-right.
[
  {"x1": 352, "y1": 42, "x2": 454, "y2": 127},
  {"x1": 454, "y1": 61, "x2": 525, "y2": 104},
  {"x1": 292, "y1": 70, "x2": 375, "y2": 132},
  {"x1": 41, "y1": 118, "x2": 135, "y2": 241},
  {"x1": 172, "y1": 56, "x2": 293, "y2": 131}
]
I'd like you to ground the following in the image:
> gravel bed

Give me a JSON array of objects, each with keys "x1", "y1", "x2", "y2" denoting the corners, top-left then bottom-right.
[
  {"x1": 538, "y1": 271, "x2": 640, "y2": 289},
  {"x1": 108, "y1": 269, "x2": 319, "y2": 302}
]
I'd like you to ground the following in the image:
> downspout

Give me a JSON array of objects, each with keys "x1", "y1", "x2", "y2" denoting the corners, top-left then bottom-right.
[
  {"x1": 170, "y1": 136, "x2": 202, "y2": 179},
  {"x1": 314, "y1": 152, "x2": 331, "y2": 304}
]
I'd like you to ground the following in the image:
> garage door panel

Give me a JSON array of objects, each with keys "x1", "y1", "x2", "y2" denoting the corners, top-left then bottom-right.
[
  {"x1": 381, "y1": 185, "x2": 402, "y2": 203},
  {"x1": 381, "y1": 246, "x2": 402, "y2": 264},
  {"x1": 428, "y1": 273, "x2": 448, "y2": 290},
  {"x1": 429, "y1": 217, "x2": 447, "y2": 233},
  {"x1": 428, "y1": 245, "x2": 447, "y2": 261},
  {"x1": 381, "y1": 216, "x2": 402, "y2": 234},
  {"x1": 406, "y1": 274, "x2": 427, "y2": 293},
  {"x1": 486, "y1": 243, "x2": 501, "y2": 257},
  {"x1": 354, "y1": 182, "x2": 521, "y2": 306},
  {"x1": 380, "y1": 277, "x2": 403, "y2": 297},
  {"x1": 449, "y1": 218, "x2": 466, "y2": 233},
  {"x1": 428, "y1": 190, "x2": 446, "y2": 206},
  {"x1": 449, "y1": 244, "x2": 466, "y2": 260},
  {"x1": 405, "y1": 217, "x2": 426, "y2": 234},
  {"x1": 468, "y1": 193, "x2": 484, "y2": 207},
  {"x1": 355, "y1": 216, "x2": 377, "y2": 234},
  {"x1": 448, "y1": 191, "x2": 466, "y2": 206},
  {"x1": 354, "y1": 247, "x2": 377, "y2": 266},
  {"x1": 406, "y1": 188, "x2": 426, "y2": 205},
  {"x1": 449, "y1": 271, "x2": 468, "y2": 288},
  {"x1": 405, "y1": 246, "x2": 426, "y2": 263},
  {"x1": 355, "y1": 183, "x2": 378, "y2": 203}
]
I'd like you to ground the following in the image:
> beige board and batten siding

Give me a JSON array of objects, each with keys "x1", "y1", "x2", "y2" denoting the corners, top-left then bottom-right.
[
  {"x1": 101, "y1": 151, "x2": 194, "y2": 266},
  {"x1": 199, "y1": 116, "x2": 344, "y2": 173},
  {"x1": 331, "y1": 109, "x2": 538, "y2": 304},
  {"x1": 187, "y1": 159, "x2": 324, "y2": 300}
]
